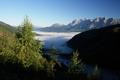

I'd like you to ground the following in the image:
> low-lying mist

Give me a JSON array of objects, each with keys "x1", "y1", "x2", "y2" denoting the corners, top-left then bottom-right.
[{"x1": 34, "y1": 31, "x2": 79, "y2": 54}]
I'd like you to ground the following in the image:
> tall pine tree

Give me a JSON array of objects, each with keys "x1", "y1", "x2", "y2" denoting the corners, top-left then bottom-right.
[{"x1": 16, "y1": 17, "x2": 46, "y2": 70}]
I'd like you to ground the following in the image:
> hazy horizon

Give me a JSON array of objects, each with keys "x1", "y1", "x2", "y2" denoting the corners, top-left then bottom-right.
[{"x1": 0, "y1": 0, "x2": 120, "y2": 27}]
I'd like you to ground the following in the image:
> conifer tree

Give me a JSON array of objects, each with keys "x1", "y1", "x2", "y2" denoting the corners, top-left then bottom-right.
[
  {"x1": 68, "y1": 51, "x2": 84, "y2": 74},
  {"x1": 16, "y1": 17, "x2": 45, "y2": 69}
]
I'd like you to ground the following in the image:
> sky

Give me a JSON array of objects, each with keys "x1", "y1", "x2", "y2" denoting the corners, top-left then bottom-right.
[{"x1": 0, "y1": 0, "x2": 120, "y2": 27}]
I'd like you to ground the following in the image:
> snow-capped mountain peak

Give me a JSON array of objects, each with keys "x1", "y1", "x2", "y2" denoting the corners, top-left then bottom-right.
[
  {"x1": 70, "y1": 19, "x2": 81, "y2": 26},
  {"x1": 38, "y1": 17, "x2": 120, "y2": 32}
]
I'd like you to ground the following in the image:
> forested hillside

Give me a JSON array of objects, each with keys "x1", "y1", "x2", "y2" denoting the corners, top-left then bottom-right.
[
  {"x1": 0, "y1": 21, "x2": 15, "y2": 32},
  {"x1": 68, "y1": 24, "x2": 120, "y2": 69},
  {"x1": 0, "y1": 18, "x2": 94, "y2": 80}
]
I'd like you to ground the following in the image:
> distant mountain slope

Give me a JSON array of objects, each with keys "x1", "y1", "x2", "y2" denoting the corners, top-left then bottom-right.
[
  {"x1": 67, "y1": 24, "x2": 120, "y2": 69},
  {"x1": 39, "y1": 17, "x2": 120, "y2": 32},
  {"x1": 0, "y1": 21, "x2": 15, "y2": 32}
]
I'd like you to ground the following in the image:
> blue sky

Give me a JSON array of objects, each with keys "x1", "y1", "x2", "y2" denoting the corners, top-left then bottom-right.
[{"x1": 0, "y1": 0, "x2": 120, "y2": 27}]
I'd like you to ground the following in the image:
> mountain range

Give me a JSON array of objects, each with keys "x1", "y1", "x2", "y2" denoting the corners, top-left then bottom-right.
[
  {"x1": 37, "y1": 17, "x2": 120, "y2": 32},
  {"x1": 1, "y1": 17, "x2": 120, "y2": 33}
]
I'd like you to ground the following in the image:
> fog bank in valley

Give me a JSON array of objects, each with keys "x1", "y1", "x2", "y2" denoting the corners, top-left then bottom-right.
[{"x1": 34, "y1": 31, "x2": 79, "y2": 54}]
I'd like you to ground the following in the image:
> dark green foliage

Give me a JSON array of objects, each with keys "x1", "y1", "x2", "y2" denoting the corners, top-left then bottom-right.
[
  {"x1": 68, "y1": 51, "x2": 85, "y2": 74},
  {"x1": 66, "y1": 51, "x2": 86, "y2": 80},
  {"x1": 49, "y1": 47, "x2": 58, "y2": 62},
  {"x1": 45, "y1": 47, "x2": 58, "y2": 77},
  {"x1": 88, "y1": 66, "x2": 101, "y2": 80}
]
